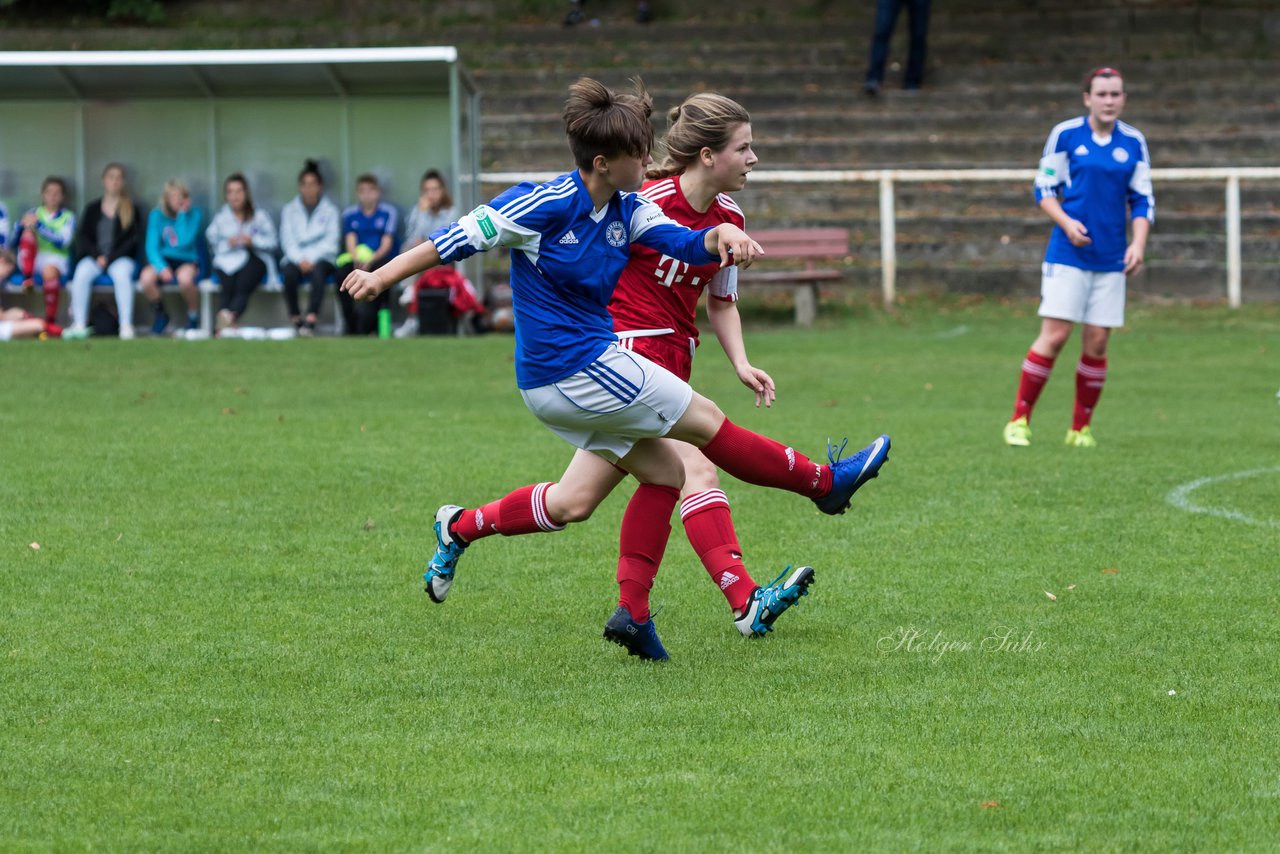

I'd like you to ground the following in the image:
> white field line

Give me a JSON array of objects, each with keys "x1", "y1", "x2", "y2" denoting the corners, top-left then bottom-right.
[{"x1": 1165, "y1": 467, "x2": 1280, "y2": 530}]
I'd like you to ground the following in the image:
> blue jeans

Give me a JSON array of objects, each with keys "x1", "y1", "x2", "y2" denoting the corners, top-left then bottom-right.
[
  {"x1": 865, "y1": 0, "x2": 931, "y2": 88},
  {"x1": 70, "y1": 256, "x2": 136, "y2": 329}
]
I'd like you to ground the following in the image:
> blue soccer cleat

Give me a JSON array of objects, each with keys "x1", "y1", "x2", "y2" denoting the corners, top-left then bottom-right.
[
  {"x1": 734, "y1": 565, "x2": 816, "y2": 637},
  {"x1": 812, "y1": 434, "x2": 891, "y2": 516},
  {"x1": 603, "y1": 606, "x2": 670, "y2": 661},
  {"x1": 424, "y1": 504, "x2": 466, "y2": 603}
]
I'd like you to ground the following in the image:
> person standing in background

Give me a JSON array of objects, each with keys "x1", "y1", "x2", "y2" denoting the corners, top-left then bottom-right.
[{"x1": 863, "y1": 0, "x2": 931, "y2": 95}]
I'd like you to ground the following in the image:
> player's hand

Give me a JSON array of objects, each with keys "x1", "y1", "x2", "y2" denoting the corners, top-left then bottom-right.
[
  {"x1": 736, "y1": 363, "x2": 776, "y2": 409},
  {"x1": 715, "y1": 225, "x2": 763, "y2": 270},
  {"x1": 299, "y1": 260, "x2": 313, "y2": 275},
  {"x1": 160, "y1": 267, "x2": 174, "y2": 284},
  {"x1": 21, "y1": 212, "x2": 37, "y2": 229},
  {"x1": 1064, "y1": 219, "x2": 1092, "y2": 247},
  {"x1": 1123, "y1": 242, "x2": 1145, "y2": 274},
  {"x1": 342, "y1": 268, "x2": 385, "y2": 302}
]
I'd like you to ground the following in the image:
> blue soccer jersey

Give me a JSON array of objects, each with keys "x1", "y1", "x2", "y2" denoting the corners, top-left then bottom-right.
[
  {"x1": 342, "y1": 201, "x2": 399, "y2": 255},
  {"x1": 1034, "y1": 117, "x2": 1154, "y2": 272},
  {"x1": 429, "y1": 170, "x2": 720, "y2": 389}
]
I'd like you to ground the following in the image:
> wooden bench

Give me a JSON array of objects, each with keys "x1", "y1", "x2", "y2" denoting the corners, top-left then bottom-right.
[{"x1": 738, "y1": 227, "x2": 849, "y2": 326}]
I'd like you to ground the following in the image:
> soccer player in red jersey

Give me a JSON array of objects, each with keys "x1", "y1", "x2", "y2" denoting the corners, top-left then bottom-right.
[{"x1": 605, "y1": 92, "x2": 808, "y2": 637}]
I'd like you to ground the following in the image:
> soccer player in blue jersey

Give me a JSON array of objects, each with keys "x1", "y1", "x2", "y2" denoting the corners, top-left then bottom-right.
[
  {"x1": 343, "y1": 78, "x2": 890, "y2": 661},
  {"x1": 1004, "y1": 66, "x2": 1154, "y2": 449}
]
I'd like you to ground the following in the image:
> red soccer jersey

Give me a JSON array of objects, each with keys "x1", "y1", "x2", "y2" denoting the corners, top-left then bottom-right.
[{"x1": 610, "y1": 176, "x2": 744, "y2": 347}]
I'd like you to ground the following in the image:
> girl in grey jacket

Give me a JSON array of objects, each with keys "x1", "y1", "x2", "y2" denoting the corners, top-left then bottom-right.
[
  {"x1": 279, "y1": 159, "x2": 341, "y2": 335},
  {"x1": 205, "y1": 172, "x2": 278, "y2": 334}
]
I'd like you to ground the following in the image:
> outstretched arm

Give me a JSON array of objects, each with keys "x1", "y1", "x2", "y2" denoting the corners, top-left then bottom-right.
[{"x1": 343, "y1": 240, "x2": 442, "y2": 301}]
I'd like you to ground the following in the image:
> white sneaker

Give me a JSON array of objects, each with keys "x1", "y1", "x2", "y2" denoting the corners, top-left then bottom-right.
[
  {"x1": 394, "y1": 316, "x2": 419, "y2": 338},
  {"x1": 119, "y1": 324, "x2": 136, "y2": 340},
  {"x1": 63, "y1": 324, "x2": 90, "y2": 340}
]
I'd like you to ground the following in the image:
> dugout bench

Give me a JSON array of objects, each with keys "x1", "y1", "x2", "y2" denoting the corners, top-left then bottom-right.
[{"x1": 738, "y1": 227, "x2": 850, "y2": 326}]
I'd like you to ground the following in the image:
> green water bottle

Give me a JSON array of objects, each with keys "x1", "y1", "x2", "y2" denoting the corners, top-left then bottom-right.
[{"x1": 377, "y1": 308, "x2": 392, "y2": 339}]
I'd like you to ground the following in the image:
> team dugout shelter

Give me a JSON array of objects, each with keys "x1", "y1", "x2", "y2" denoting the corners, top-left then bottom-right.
[{"x1": 0, "y1": 47, "x2": 481, "y2": 325}]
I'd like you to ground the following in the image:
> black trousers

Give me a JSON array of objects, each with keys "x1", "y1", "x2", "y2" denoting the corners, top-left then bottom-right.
[
  {"x1": 217, "y1": 254, "x2": 267, "y2": 317},
  {"x1": 281, "y1": 260, "x2": 335, "y2": 318},
  {"x1": 336, "y1": 256, "x2": 390, "y2": 335},
  {"x1": 865, "y1": 0, "x2": 930, "y2": 88}
]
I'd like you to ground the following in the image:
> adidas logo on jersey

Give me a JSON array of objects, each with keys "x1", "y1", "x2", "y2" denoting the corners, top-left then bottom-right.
[
  {"x1": 1074, "y1": 144, "x2": 1089, "y2": 155},
  {"x1": 559, "y1": 230, "x2": 579, "y2": 245},
  {"x1": 719, "y1": 572, "x2": 740, "y2": 590}
]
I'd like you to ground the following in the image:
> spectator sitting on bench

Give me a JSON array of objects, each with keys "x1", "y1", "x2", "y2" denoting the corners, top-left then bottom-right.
[
  {"x1": 16, "y1": 177, "x2": 76, "y2": 328},
  {"x1": 207, "y1": 172, "x2": 278, "y2": 337},
  {"x1": 65, "y1": 163, "x2": 140, "y2": 341},
  {"x1": 337, "y1": 173, "x2": 398, "y2": 335},
  {"x1": 139, "y1": 179, "x2": 203, "y2": 336},
  {"x1": 395, "y1": 168, "x2": 456, "y2": 337},
  {"x1": 280, "y1": 159, "x2": 341, "y2": 337}
]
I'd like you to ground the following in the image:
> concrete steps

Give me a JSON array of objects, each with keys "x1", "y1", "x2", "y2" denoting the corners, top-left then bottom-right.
[{"x1": 3, "y1": 0, "x2": 1274, "y2": 300}]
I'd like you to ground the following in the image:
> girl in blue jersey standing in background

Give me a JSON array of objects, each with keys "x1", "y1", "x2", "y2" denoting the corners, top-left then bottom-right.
[
  {"x1": 343, "y1": 77, "x2": 890, "y2": 661},
  {"x1": 1004, "y1": 66, "x2": 1154, "y2": 449}
]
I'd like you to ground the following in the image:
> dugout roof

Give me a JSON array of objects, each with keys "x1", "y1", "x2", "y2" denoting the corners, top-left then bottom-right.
[{"x1": 0, "y1": 47, "x2": 482, "y2": 282}]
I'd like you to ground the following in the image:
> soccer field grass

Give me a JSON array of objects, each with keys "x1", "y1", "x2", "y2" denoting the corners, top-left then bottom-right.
[{"x1": 3, "y1": 299, "x2": 1278, "y2": 850}]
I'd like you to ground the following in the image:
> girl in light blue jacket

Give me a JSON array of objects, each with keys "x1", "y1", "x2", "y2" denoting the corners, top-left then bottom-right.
[{"x1": 139, "y1": 179, "x2": 204, "y2": 334}]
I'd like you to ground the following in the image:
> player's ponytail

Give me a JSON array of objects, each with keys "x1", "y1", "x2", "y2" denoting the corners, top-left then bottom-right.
[
  {"x1": 563, "y1": 77, "x2": 655, "y2": 171},
  {"x1": 648, "y1": 92, "x2": 751, "y2": 180}
]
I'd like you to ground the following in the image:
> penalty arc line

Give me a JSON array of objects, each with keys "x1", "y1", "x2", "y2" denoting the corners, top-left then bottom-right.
[{"x1": 1165, "y1": 466, "x2": 1280, "y2": 530}]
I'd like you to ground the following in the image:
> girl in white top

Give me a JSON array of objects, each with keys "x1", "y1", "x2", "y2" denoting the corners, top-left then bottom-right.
[
  {"x1": 206, "y1": 172, "x2": 278, "y2": 335},
  {"x1": 279, "y1": 159, "x2": 341, "y2": 335}
]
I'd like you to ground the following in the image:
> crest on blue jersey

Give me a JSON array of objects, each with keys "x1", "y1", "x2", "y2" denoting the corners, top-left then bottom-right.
[
  {"x1": 605, "y1": 221, "x2": 626, "y2": 247},
  {"x1": 1112, "y1": 148, "x2": 1129, "y2": 163}
]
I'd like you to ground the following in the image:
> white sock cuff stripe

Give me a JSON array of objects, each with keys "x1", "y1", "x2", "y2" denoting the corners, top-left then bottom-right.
[
  {"x1": 680, "y1": 489, "x2": 730, "y2": 520},
  {"x1": 1021, "y1": 360, "x2": 1053, "y2": 377},
  {"x1": 532, "y1": 482, "x2": 565, "y2": 531},
  {"x1": 1076, "y1": 363, "x2": 1108, "y2": 377}
]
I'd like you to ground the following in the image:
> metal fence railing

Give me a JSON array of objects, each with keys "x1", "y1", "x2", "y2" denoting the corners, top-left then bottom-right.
[{"x1": 482, "y1": 167, "x2": 1280, "y2": 309}]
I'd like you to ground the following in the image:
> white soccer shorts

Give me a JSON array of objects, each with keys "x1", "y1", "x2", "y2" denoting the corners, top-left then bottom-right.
[
  {"x1": 1039, "y1": 262, "x2": 1126, "y2": 328},
  {"x1": 520, "y1": 341, "x2": 694, "y2": 461},
  {"x1": 0, "y1": 320, "x2": 13, "y2": 342},
  {"x1": 34, "y1": 252, "x2": 70, "y2": 279}
]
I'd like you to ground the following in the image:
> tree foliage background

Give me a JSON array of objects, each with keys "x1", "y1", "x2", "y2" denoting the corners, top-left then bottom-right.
[{"x1": 0, "y1": 0, "x2": 170, "y2": 24}]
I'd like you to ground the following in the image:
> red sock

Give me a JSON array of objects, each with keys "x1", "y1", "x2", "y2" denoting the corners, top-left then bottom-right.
[
  {"x1": 450, "y1": 482, "x2": 564, "y2": 543},
  {"x1": 699, "y1": 419, "x2": 832, "y2": 499},
  {"x1": 617, "y1": 483, "x2": 679, "y2": 623},
  {"x1": 1073, "y1": 355, "x2": 1107, "y2": 430},
  {"x1": 1013, "y1": 349, "x2": 1055, "y2": 422},
  {"x1": 43, "y1": 278, "x2": 61, "y2": 324},
  {"x1": 681, "y1": 489, "x2": 756, "y2": 613},
  {"x1": 18, "y1": 229, "x2": 36, "y2": 280}
]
